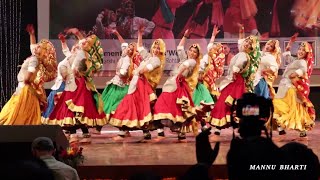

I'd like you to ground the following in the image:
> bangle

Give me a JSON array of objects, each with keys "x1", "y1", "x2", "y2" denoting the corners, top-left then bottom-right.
[{"x1": 183, "y1": 35, "x2": 189, "y2": 39}]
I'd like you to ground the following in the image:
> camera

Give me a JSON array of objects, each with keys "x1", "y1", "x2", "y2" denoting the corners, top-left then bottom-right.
[
  {"x1": 235, "y1": 93, "x2": 273, "y2": 120},
  {"x1": 230, "y1": 93, "x2": 274, "y2": 137}
]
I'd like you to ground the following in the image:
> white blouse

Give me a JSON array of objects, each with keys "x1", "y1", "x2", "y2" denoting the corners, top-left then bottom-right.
[
  {"x1": 275, "y1": 51, "x2": 307, "y2": 100},
  {"x1": 15, "y1": 44, "x2": 39, "y2": 94},
  {"x1": 108, "y1": 43, "x2": 131, "y2": 87},
  {"x1": 127, "y1": 47, "x2": 161, "y2": 94},
  {"x1": 219, "y1": 52, "x2": 247, "y2": 91},
  {"x1": 162, "y1": 46, "x2": 197, "y2": 93},
  {"x1": 254, "y1": 52, "x2": 279, "y2": 86}
]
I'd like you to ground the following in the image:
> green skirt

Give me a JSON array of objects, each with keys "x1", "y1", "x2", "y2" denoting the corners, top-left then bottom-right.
[
  {"x1": 101, "y1": 84, "x2": 129, "y2": 120},
  {"x1": 192, "y1": 83, "x2": 214, "y2": 106}
]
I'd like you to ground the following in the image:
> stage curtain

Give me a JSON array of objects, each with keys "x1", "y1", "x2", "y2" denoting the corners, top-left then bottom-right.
[{"x1": 0, "y1": 0, "x2": 37, "y2": 108}]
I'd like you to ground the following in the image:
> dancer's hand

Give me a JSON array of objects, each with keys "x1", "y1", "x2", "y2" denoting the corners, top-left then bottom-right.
[
  {"x1": 65, "y1": 28, "x2": 80, "y2": 35},
  {"x1": 289, "y1": 72, "x2": 298, "y2": 78},
  {"x1": 58, "y1": 33, "x2": 66, "y2": 43},
  {"x1": 138, "y1": 24, "x2": 145, "y2": 34},
  {"x1": 26, "y1": 24, "x2": 35, "y2": 34},
  {"x1": 112, "y1": 29, "x2": 119, "y2": 35},
  {"x1": 196, "y1": 127, "x2": 220, "y2": 166},
  {"x1": 184, "y1": 28, "x2": 193, "y2": 38},
  {"x1": 237, "y1": 23, "x2": 244, "y2": 31},
  {"x1": 232, "y1": 73, "x2": 238, "y2": 80},
  {"x1": 212, "y1": 25, "x2": 220, "y2": 37},
  {"x1": 290, "y1": 33, "x2": 299, "y2": 43},
  {"x1": 286, "y1": 33, "x2": 299, "y2": 51}
]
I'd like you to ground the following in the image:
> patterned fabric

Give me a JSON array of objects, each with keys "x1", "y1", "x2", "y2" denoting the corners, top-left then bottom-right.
[
  {"x1": 82, "y1": 35, "x2": 104, "y2": 78},
  {"x1": 80, "y1": 35, "x2": 104, "y2": 113},
  {"x1": 143, "y1": 39, "x2": 166, "y2": 89},
  {"x1": 185, "y1": 43, "x2": 201, "y2": 95},
  {"x1": 203, "y1": 43, "x2": 225, "y2": 96},
  {"x1": 32, "y1": 39, "x2": 58, "y2": 111},
  {"x1": 240, "y1": 35, "x2": 261, "y2": 93},
  {"x1": 34, "y1": 39, "x2": 58, "y2": 83},
  {"x1": 261, "y1": 40, "x2": 281, "y2": 99},
  {"x1": 291, "y1": 42, "x2": 315, "y2": 120},
  {"x1": 128, "y1": 43, "x2": 142, "y2": 81}
]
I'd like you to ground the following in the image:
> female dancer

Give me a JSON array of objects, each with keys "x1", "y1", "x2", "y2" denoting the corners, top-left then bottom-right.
[
  {"x1": 153, "y1": 29, "x2": 201, "y2": 141},
  {"x1": 178, "y1": 0, "x2": 224, "y2": 47},
  {"x1": 45, "y1": 29, "x2": 106, "y2": 143},
  {"x1": 152, "y1": 0, "x2": 187, "y2": 39},
  {"x1": 224, "y1": 0, "x2": 259, "y2": 38},
  {"x1": 193, "y1": 26, "x2": 219, "y2": 106},
  {"x1": 93, "y1": 30, "x2": 141, "y2": 134},
  {"x1": 0, "y1": 24, "x2": 57, "y2": 125},
  {"x1": 194, "y1": 26, "x2": 225, "y2": 131},
  {"x1": 207, "y1": 35, "x2": 261, "y2": 135},
  {"x1": 42, "y1": 33, "x2": 72, "y2": 121},
  {"x1": 291, "y1": 0, "x2": 320, "y2": 35},
  {"x1": 197, "y1": 43, "x2": 226, "y2": 131},
  {"x1": 254, "y1": 40, "x2": 281, "y2": 99},
  {"x1": 109, "y1": 26, "x2": 166, "y2": 140},
  {"x1": 273, "y1": 35, "x2": 315, "y2": 137}
]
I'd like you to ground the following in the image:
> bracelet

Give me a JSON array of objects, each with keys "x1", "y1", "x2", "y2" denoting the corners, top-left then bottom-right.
[{"x1": 183, "y1": 35, "x2": 189, "y2": 39}]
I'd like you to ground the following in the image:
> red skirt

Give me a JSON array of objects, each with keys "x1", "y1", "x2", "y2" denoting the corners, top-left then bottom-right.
[
  {"x1": 108, "y1": 76, "x2": 156, "y2": 129},
  {"x1": 208, "y1": 75, "x2": 245, "y2": 128},
  {"x1": 44, "y1": 77, "x2": 106, "y2": 127},
  {"x1": 153, "y1": 77, "x2": 196, "y2": 124}
]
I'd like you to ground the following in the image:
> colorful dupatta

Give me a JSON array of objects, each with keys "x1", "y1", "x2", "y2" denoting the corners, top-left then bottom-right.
[
  {"x1": 203, "y1": 43, "x2": 225, "y2": 96},
  {"x1": 291, "y1": 42, "x2": 315, "y2": 121}
]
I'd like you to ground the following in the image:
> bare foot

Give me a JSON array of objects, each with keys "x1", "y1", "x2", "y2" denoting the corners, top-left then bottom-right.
[
  {"x1": 112, "y1": 135, "x2": 125, "y2": 141},
  {"x1": 152, "y1": 136, "x2": 166, "y2": 143},
  {"x1": 209, "y1": 135, "x2": 221, "y2": 142}
]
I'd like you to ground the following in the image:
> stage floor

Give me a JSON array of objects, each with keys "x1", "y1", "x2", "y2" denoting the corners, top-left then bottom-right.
[{"x1": 77, "y1": 122, "x2": 320, "y2": 179}]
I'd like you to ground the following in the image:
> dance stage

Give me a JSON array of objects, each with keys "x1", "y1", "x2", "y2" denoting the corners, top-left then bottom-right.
[{"x1": 77, "y1": 122, "x2": 320, "y2": 179}]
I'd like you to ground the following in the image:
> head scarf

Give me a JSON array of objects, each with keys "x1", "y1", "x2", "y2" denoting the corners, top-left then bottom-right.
[
  {"x1": 151, "y1": 39, "x2": 166, "y2": 56},
  {"x1": 203, "y1": 43, "x2": 225, "y2": 95},
  {"x1": 82, "y1": 34, "x2": 104, "y2": 77},
  {"x1": 34, "y1": 39, "x2": 58, "y2": 83},
  {"x1": 240, "y1": 35, "x2": 261, "y2": 92},
  {"x1": 266, "y1": 39, "x2": 281, "y2": 66},
  {"x1": 186, "y1": 43, "x2": 202, "y2": 94},
  {"x1": 127, "y1": 42, "x2": 142, "y2": 80},
  {"x1": 143, "y1": 39, "x2": 166, "y2": 89},
  {"x1": 301, "y1": 41, "x2": 314, "y2": 79},
  {"x1": 291, "y1": 41, "x2": 315, "y2": 122}
]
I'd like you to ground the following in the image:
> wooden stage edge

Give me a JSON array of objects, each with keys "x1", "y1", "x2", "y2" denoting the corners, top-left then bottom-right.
[{"x1": 76, "y1": 122, "x2": 320, "y2": 179}]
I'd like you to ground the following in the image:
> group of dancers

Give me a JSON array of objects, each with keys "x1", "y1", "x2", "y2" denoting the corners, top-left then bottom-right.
[{"x1": 0, "y1": 24, "x2": 315, "y2": 143}]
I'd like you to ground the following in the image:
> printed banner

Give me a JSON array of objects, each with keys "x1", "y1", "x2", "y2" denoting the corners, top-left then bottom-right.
[{"x1": 51, "y1": 37, "x2": 319, "y2": 73}]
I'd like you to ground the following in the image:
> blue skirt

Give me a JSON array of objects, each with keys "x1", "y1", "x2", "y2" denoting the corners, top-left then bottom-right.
[
  {"x1": 42, "y1": 82, "x2": 66, "y2": 118},
  {"x1": 254, "y1": 78, "x2": 270, "y2": 99}
]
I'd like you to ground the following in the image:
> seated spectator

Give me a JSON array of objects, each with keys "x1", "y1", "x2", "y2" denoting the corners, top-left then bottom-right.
[
  {"x1": 32, "y1": 137, "x2": 80, "y2": 180},
  {"x1": 2, "y1": 158, "x2": 55, "y2": 180}
]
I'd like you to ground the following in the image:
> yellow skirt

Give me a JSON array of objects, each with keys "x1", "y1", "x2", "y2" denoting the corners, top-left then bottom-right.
[
  {"x1": 273, "y1": 88, "x2": 315, "y2": 131},
  {"x1": 0, "y1": 85, "x2": 41, "y2": 125}
]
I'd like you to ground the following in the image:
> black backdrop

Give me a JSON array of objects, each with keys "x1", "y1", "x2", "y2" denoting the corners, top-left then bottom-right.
[{"x1": 0, "y1": 0, "x2": 37, "y2": 108}]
